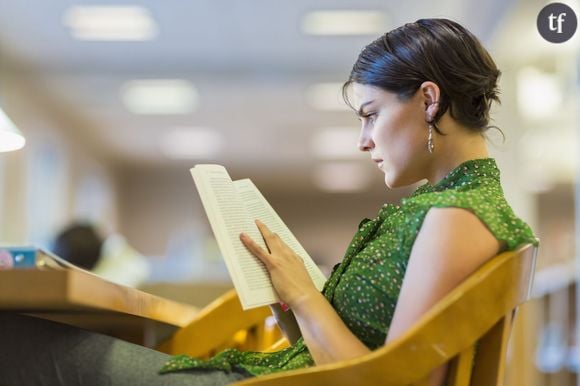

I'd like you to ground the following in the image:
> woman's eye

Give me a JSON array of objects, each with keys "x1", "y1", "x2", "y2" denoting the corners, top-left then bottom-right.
[
  {"x1": 357, "y1": 111, "x2": 377, "y2": 126},
  {"x1": 363, "y1": 113, "x2": 377, "y2": 124}
]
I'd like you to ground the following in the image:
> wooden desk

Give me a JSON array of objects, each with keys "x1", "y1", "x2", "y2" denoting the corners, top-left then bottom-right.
[{"x1": 0, "y1": 269, "x2": 198, "y2": 347}]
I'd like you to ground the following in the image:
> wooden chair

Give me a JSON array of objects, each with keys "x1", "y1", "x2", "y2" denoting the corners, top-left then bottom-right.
[
  {"x1": 157, "y1": 288, "x2": 284, "y2": 358},
  {"x1": 159, "y1": 244, "x2": 537, "y2": 385}
]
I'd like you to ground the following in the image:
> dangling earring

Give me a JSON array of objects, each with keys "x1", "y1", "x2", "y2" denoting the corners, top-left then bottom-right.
[{"x1": 427, "y1": 124, "x2": 434, "y2": 153}]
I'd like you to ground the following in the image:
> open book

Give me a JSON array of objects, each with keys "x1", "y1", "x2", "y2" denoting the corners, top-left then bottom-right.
[{"x1": 191, "y1": 165, "x2": 327, "y2": 310}]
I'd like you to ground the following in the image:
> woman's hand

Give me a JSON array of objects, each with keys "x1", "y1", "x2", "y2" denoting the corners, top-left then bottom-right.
[{"x1": 240, "y1": 220, "x2": 318, "y2": 308}]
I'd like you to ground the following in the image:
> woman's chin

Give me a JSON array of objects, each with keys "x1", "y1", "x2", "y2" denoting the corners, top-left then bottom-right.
[{"x1": 384, "y1": 173, "x2": 397, "y2": 189}]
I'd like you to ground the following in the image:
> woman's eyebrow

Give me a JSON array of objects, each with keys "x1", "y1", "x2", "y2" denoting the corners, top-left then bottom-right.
[{"x1": 357, "y1": 100, "x2": 375, "y2": 116}]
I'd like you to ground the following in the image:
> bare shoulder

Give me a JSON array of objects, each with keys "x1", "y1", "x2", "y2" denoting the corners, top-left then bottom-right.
[
  {"x1": 410, "y1": 207, "x2": 504, "y2": 283},
  {"x1": 418, "y1": 207, "x2": 503, "y2": 261}
]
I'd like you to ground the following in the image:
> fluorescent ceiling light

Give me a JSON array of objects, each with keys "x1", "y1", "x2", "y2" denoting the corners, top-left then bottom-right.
[
  {"x1": 121, "y1": 79, "x2": 198, "y2": 115},
  {"x1": 312, "y1": 162, "x2": 372, "y2": 192},
  {"x1": 302, "y1": 10, "x2": 388, "y2": 36},
  {"x1": 517, "y1": 67, "x2": 562, "y2": 121},
  {"x1": 310, "y1": 127, "x2": 363, "y2": 159},
  {"x1": 161, "y1": 128, "x2": 223, "y2": 159},
  {"x1": 0, "y1": 108, "x2": 25, "y2": 152},
  {"x1": 306, "y1": 83, "x2": 350, "y2": 111},
  {"x1": 63, "y1": 6, "x2": 157, "y2": 41}
]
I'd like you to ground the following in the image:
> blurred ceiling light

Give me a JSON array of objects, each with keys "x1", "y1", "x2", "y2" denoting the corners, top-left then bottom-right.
[
  {"x1": 0, "y1": 108, "x2": 25, "y2": 152},
  {"x1": 310, "y1": 127, "x2": 363, "y2": 159},
  {"x1": 121, "y1": 79, "x2": 198, "y2": 115},
  {"x1": 161, "y1": 128, "x2": 223, "y2": 159},
  {"x1": 63, "y1": 5, "x2": 157, "y2": 41},
  {"x1": 517, "y1": 67, "x2": 563, "y2": 120},
  {"x1": 312, "y1": 162, "x2": 372, "y2": 192},
  {"x1": 306, "y1": 82, "x2": 349, "y2": 111},
  {"x1": 301, "y1": 10, "x2": 388, "y2": 35}
]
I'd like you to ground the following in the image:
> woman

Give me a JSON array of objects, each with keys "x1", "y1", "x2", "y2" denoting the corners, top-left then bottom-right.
[{"x1": 0, "y1": 18, "x2": 537, "y2": 386}]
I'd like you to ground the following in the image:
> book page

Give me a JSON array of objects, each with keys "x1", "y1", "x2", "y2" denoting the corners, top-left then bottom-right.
[
  {"x1": 233, "y1": 179, "x2": 327, "y2": 290},
  {"x1": 191, "y1": 165, "x2": 278, "y2": 309}
]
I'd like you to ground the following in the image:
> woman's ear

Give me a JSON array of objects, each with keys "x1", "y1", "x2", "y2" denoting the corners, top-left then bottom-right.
[{"x1": 419, "y1": 81, "x2": 441, "y2": 122}]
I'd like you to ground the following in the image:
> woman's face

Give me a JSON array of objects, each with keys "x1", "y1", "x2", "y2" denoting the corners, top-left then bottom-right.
[{"x1": 352, "y1": 83, "x2": 431, "y2": 188}]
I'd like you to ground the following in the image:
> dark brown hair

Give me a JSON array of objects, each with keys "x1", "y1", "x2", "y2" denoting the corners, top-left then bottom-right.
[{"x1": 343, "y1": 18, "x2": 501, "y2": 134}]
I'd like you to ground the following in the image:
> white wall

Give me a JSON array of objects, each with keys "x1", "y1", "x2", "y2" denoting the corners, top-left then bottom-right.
[{"x1": 0, "y1": 68, "x2": 120, "y2": 246}]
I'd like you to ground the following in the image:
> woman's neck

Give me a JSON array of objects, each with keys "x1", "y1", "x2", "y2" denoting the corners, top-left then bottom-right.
[{"x1": 426, "y1": 131, "x2": 489, "y2": 185}]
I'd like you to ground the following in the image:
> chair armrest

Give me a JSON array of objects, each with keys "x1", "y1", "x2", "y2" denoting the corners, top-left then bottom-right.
[{"x1": 156, "y1": 289, "x2": 273, "y2": 357}]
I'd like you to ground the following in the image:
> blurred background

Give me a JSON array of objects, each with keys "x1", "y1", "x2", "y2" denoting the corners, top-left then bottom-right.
[{"x1": 0, "y1": 0, "x2": 577, "y2": 384}]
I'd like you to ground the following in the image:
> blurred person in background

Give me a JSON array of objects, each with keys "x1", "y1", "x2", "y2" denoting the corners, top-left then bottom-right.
[{"x1": 52, "y1": 223, "x2": 150, "y2": 288}]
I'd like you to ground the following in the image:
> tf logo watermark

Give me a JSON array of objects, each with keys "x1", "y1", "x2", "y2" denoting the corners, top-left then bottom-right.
[{"x1": 537, "y1": 2, "x2": 577, "y2": 43}]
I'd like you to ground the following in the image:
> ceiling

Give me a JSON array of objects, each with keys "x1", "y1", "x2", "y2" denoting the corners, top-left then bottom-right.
[{"x1": 0, "y1": 0, "x2": 515, "y2": 177}]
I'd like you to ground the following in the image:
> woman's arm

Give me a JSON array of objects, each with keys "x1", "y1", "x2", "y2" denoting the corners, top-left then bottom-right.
[
  {"x1": 288, "y1": 290, "x2": 371, "y2": 363},
  {"x1": 386, "y1": 207, "x2": 502, "y2": 342}
]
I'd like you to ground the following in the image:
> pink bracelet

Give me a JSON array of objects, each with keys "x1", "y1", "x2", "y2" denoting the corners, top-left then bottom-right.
[{"x1": 279, "y1": 302, "x2": 290, "y2": 312}]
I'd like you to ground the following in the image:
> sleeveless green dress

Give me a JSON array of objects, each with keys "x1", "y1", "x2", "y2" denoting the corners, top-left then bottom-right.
[{"x1": 160, "y1": 158, "x2": 538, "y2": 377}]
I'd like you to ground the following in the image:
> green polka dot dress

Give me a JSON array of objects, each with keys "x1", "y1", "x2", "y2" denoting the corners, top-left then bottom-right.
[{"x1": 160, "y1": 158, "x2": 538, "y2": 377}]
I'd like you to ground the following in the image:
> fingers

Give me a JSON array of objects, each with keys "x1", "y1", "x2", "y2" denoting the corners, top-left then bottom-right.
[
  {"x1": 240, "y1": 233, "x2": 272, "y2": 268},
  {"x1": 254, "y1": 220, "x2": 303, "y2": 264},
  {"x1": 241, "y1": 220, "x2": 296, "y2": 268},
  {"x1": 257, "y1": 220, "x2": 289, "y2": 255},
  {"x1": 255, "y1": 220, "x2": 281, "y2": 245}
]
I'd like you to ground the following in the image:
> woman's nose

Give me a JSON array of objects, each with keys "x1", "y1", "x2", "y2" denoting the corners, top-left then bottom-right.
[{"x1": 358, "y1": 128, "x2": 374, "y2": 152}]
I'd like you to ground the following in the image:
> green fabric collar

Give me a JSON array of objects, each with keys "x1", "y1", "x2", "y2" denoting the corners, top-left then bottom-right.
[{"x1": 412, "y1": 158, "x2": 500, "y2": 196}]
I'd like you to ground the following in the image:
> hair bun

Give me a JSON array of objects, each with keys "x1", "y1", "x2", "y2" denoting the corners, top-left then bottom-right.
[{"x1": 344, "y1": 18, "x2": 502, "y2": 133}]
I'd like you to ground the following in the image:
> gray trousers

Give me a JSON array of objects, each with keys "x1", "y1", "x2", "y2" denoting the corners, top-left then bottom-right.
[{"x1": 0, "y1": 313, "x2": 252, "y2": 386}]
